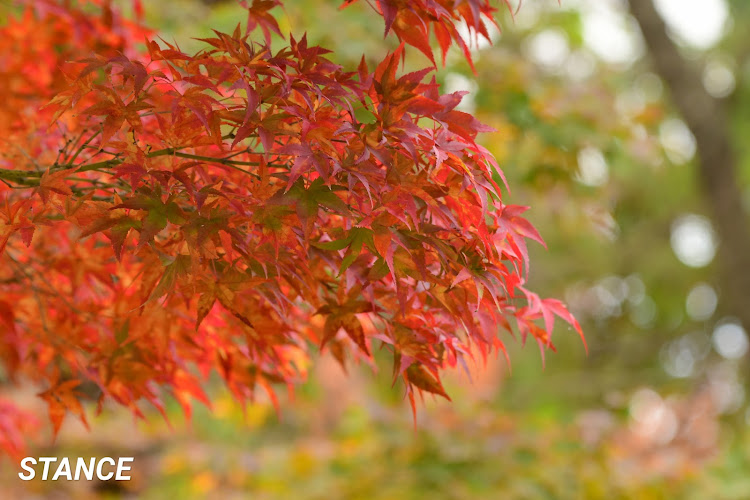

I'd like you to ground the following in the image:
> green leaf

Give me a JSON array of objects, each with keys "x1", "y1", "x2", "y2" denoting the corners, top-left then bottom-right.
[
  {"x1": 338, "y1": 227, "x2": 373, "y2": 276},
  {"x1": 150, "y1": 254, "x2": 191, "y2": 300}
]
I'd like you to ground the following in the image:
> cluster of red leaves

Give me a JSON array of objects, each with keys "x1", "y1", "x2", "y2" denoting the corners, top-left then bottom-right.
[
  {"x1": 0, "y1": 0, "x2": 582, "y2": 456},
  {"x1": 0, "y1": 399, "x2": 40, "y2": 461},
  {"x1": 342, "y1": 0, "x2": 503, "y2": 70}
]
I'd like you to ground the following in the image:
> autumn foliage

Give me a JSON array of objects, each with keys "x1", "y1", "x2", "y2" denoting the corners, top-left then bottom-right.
[{"x1": 0, "y1": 0, "x2": 582, "y2": 458}]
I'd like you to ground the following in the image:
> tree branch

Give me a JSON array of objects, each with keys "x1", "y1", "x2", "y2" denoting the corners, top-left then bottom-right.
[
  {"x1": 629, "y1": 0, "x2": 750, "y2": 329},
  {"x1": 0, "y1": 146, "x2": 294, "y2": 185}
]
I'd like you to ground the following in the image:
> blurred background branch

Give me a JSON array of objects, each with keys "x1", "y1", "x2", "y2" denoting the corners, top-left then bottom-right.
[{"x1": 629, "y1": 0, "x2": 750, "y2": 338}]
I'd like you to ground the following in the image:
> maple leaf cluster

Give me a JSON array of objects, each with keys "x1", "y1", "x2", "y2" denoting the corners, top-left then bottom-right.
[
  {"x1": 0, "y1": 0, "x2": 582, "y2": 456},
  {"x1": 342, "y1": 0, "x2": 502, "y2": 70}
]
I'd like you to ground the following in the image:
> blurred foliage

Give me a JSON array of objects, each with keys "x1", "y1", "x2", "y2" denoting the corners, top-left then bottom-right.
[
  {"x1": 0, "y1": 371, "x2": 747, "y2": 499},
  {"x1": 4, "y1": 0, "x2": 750, "y2": 497}
]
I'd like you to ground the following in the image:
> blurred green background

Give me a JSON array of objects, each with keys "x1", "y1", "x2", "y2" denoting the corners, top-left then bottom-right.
[{"x1": 4, "y1": 0, "x2": 750, "y2": 498}]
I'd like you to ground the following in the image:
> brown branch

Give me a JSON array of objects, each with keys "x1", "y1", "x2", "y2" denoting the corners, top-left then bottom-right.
[
  {"x1": 0, "y1": 146, "x2": 298, "y2": 185},
  {"x1": 629, "y1": 0, "x2": 750, "y2": 328}
]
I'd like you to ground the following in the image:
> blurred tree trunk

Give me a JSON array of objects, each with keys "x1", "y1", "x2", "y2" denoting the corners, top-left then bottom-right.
[{"x1": 629, "y1": 0, "x2": 750, "y2": 330}]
